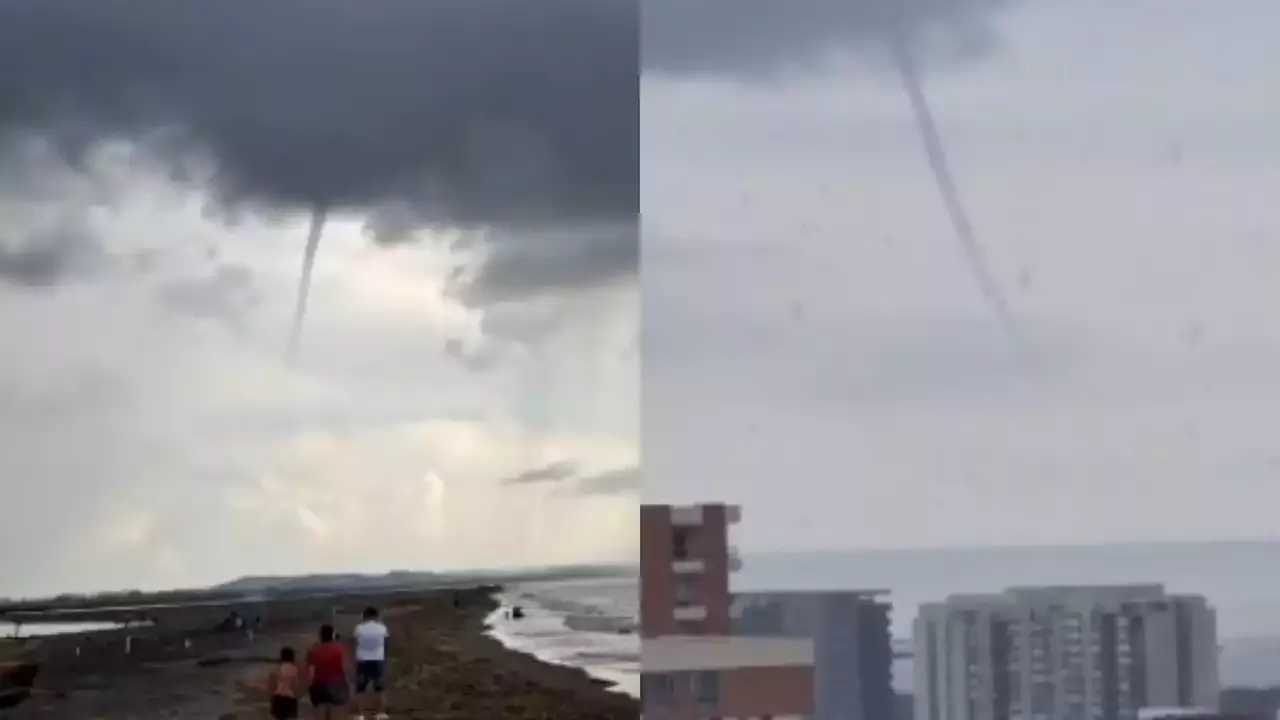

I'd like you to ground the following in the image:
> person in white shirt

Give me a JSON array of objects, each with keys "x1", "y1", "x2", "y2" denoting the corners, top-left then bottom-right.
[{"x1": 351, "y1": 606, "x2": 390, "y2": 720}]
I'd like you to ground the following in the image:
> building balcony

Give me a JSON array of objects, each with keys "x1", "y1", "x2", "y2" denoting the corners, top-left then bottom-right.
[
  {"x1": 673, "y1": 604, "x2": 708, "y2": 622},
  {"x1": 672, "y1": 558, "x2": 706, "y2": 573},
  {"x1": 670, "y1": 503, "x2": 742, "y2": 526},
  {"x1": 728, "y1": 546, "x2": 742, "y2": 572},
  {"x1": 642, "y1": 635, "x2": 815, "y2": 672},
  {"x1": 670, "y1": 505, "x2": 704, "y2": 526}
]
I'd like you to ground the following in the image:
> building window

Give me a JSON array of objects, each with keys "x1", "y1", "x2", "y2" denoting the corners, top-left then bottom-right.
[
  {"x1": 692, "y1": 670, "x2": 720, "y2": 705},
  {"x1": 672, "y1": 528, "x2": 691, "y2": 560},
  {"x1": 643, "y1": 673, "x2": 676, "y2": 706},
  {"x1": 674, "y1": 575, "x2": 698, "y2": 606}
]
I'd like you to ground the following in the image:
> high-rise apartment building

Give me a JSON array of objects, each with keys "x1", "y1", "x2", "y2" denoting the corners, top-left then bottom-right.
[
  {"x1": 1138, "y1": 710, "x2": 1263, "y2": 719},
  {"x1": 640, "y1": 503, "x2": 815, "y2": 719},
  {"x1": 641, "y1": 503, "x2": 740, "y2": 637},
  {"x1": 913, "y1": 584, "x2": 1219, "y2": 720},
  {"x1": 734, "y1": 590, "x2": 895, "y2": 720}
]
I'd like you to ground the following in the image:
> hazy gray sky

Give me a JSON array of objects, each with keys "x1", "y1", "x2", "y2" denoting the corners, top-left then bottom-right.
[
  {"x1": 0, "y1": 1, "x2": 638, "y2": 597},
  {"x1": 6, "y1": 0, "x2": 1279, "y2": 595},
  {"x1": 643, "y1": 0, "x2": 1280, "y2": 550},
  {"x1": 0, "y1": 167, "x2": 638, "y2": 598}
]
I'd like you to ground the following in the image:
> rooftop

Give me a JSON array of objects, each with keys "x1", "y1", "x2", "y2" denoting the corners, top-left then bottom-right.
[{"x1": 642, "y1": 635, "x2": 813, "y2": 672}]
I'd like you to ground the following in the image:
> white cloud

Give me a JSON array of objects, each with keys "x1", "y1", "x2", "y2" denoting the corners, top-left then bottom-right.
[{"x1": 0, "y1": 147, "x2": 636, "y2": 597}]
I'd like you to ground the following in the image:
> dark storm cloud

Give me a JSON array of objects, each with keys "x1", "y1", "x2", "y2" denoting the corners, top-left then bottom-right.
[
  {"x1": 573, "y1": 465, "x2": 639, "y2": 496},
  {"x1": 642, "y1": 0, "x2": 1015, "y2": 78},
  {"x1": 0, "y1": 216, "x2": 102, "y2": 287},
  {"x1": 0, "y1": 0, "x2": 638, "y2": 301},
  {"x1": 447, "y1": 224, "x2": 638, "y2": 308},
  {"x1": 499, "y1": 462, "x2": 637, "y2": 495},
  {"x1": 500, "y1": 460, "x2": 581, "y2": 486},
  {"x1": 155, "y1": 262, "x2": 261, "y2": 328},
  {"x1": 442, "y1": 338, "x2": 502, "y2": 373}
]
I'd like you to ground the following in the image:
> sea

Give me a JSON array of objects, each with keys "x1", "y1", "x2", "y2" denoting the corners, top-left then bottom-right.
[
  {"x1": 488, "y1": 577, "x2": 641, "y2": 696},
  {"x1": 0, "y1": 621, "x2": 127, "y2": 637},
  {"x1": 488, "y1": 541, "x2": 1280, "y2": 695}
]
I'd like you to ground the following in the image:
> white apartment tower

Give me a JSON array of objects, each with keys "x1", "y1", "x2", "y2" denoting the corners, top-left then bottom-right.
[{"x1": 913, "y1": 584, "x2": 1218, "y2": 720}]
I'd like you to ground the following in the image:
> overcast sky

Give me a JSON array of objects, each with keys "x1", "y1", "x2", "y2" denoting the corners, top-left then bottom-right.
[
  {"x1": 643, "y1": 0, "x2": 1280, "y2": 550},
  {"x1": 0, "y1": 1, "x2": 637, "y2": 597},
  {"x1": 6, "y1": 0, "x2": 1279, "y2": 596}
]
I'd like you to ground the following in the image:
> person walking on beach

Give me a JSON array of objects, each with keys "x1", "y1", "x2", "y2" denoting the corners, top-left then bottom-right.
[
  {"x1": 306, "y1": 624, "x2": 350, "y2": 719},
  {"x1": 352, "y1": 606, "x2": 390, "y2": 720},
  {"x1": 265, "y1": 646, "x2": 301, "y2": 719}
]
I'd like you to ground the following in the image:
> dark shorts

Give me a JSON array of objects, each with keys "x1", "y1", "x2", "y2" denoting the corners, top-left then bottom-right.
[
  {"x1": 355, "y1": 660, "x2": 386, "y2": 692},
  {"x1": 308, "y1": 681, "x2": 348, "y2": 707},
  {"x1": 269, "y1": 694, "x2": 299, "y2": 719}
]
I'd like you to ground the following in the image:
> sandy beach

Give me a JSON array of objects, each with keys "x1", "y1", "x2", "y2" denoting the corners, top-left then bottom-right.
[{"x1": 1, "y1": 586, "x2": 637, "y2": 718}]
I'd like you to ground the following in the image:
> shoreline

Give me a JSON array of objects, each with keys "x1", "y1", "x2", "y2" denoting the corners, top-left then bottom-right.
[
  {"x1": 1, "y1": 586, "x2": 638, "y2": 718},
  {"x1": 484, "y1": 590, "x2": 639, "y2": 698}
]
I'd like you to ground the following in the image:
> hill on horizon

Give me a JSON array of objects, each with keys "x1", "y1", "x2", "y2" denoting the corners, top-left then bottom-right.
[{"x1": 212, "y1": 562, "x2": 636, "y2": 595}]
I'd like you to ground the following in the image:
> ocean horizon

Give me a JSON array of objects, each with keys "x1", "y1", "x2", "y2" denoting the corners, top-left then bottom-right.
[
  {"x1": 15, "y1": 540, "x2": 1278, "y2": 694},
  {"x1": 503, "y1": 539, "x2": 1280, "y2": 692},
  {"x1": 737, "y1": 539, "x2": 1280, "y2": 635}
]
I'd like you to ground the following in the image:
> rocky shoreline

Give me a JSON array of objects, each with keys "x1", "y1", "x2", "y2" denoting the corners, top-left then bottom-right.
[
  {"x1": 1, "y1": 586, "x2": 638, "y2": 718},
  {"x1": 361, "y1": 589, "x2": 636, "y2": 719}
]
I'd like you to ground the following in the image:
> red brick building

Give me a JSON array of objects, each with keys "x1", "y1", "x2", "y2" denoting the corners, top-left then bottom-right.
[{"x1": 640, "y1": 503, "x2": 815, "y2": 720}]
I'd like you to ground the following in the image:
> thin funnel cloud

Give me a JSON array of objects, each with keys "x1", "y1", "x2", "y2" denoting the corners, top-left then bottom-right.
[
  {"x1": 640, "y1": 0, "x2": 1030, "y2": 364},
  {"x1": 888, "y1": 28, "x2": 1032, "y2": 365},
  {"x1": 286, "y1": 206, "x2": 327, "y2": 363},
  {"x1": 0, "y1": 0, "x2": 639, "y2": 313}
]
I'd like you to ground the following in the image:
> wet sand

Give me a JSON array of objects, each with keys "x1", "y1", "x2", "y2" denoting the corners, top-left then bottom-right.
[{"x1": 2, "y1": 586, "x2": 637, "y2": 719}]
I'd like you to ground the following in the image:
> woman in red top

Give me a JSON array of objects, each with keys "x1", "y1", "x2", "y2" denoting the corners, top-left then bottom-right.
[{"x1": 306, "y1": 624, "x2": 350, "y2": 718}]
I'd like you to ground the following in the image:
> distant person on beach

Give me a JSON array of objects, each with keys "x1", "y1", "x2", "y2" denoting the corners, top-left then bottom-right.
[
  {"x1": 352, "y1": 606, "x2": 390, "y2": 720},
  {"x1": 266, "y1": 646, "x2": 301, "y2": 719},
  {"x1": 305, "y1": 624, "x2": 349, "y2": 718}
]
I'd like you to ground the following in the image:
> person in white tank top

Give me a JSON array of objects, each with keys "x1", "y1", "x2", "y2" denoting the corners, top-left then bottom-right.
[{"x1": 351, "y1": 606, "x2": 390, "y2": 720}]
